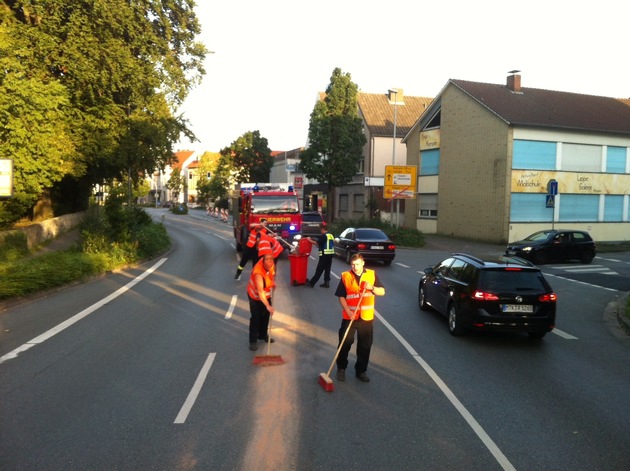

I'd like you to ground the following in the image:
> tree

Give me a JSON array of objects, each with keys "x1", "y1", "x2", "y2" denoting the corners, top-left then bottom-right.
[
  {"x1": 166, "y1": 168, "x2": 184, "y2": 203},
  {"x1": 220, "y1": 130, "x2": 273, "y2": 184},
  {"x1": 195, "y1": 151, "x2": 220, "y2": 206},
  {"x1": 300, "y1": 68, "x2": 367, "y2": 222},
  {"x1": 205, "y1": 152, "x2": 233, "y2": 203},
  {"x1": 0, "y1": 0, "x2": 207, "y2": 225}
]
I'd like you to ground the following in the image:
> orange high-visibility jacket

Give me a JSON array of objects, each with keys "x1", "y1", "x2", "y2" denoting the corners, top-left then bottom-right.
[
  {"x1": 247, "y1": 257, "x2": 276, "y2": 300},
  {"x1": 256, "y1": 232, "x2": 272, "y2": 256},
  {"x1": 340, "y1": 269, "x2": 376, "y2": 320}
]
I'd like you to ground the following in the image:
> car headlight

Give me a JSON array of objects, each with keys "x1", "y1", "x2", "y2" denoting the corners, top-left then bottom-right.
[{"x1": 522, "y1": 246, "x2": 533, "y2": 252}]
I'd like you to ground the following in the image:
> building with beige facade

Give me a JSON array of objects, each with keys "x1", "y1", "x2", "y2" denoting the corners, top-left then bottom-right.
[{"x1": 403, "y1": 73, "x2": 630, "y2": 244}]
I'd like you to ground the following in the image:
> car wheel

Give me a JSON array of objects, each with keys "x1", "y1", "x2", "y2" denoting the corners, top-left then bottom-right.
[
  {"x1": 383, "y1": 260, "x2": 392, "y2": 266},
  {"x1": 580, "y1": 250, "x2": 594, "y2": 264},
  {"x1": 448, "y1": 303, "x2": 464, "y2": 336},
  {"x1": 528, "y1": 331, "x2": 546, "y2": 339},
  {"x1": 533, "y1": 250, "x2": 548, "y2": 265},
  {"x1": 345, "y1": 250, "x2": 352, "y2": 264},
  {"x1": 418, "y1": 284, "x2": 429, "y2": 311}
]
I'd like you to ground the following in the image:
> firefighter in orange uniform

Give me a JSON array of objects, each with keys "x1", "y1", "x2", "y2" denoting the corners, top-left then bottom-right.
[
  {"x1": 334, "y1": 253, "x2": 385, "y2": 383},
  {"x1": 235, "y1": 225, "x2": 263, "y2": 280},
  {"x1": 247, "y1": 253, "x2": 276, "y2": 351}
]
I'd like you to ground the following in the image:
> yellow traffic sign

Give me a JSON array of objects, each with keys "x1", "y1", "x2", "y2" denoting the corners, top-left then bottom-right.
[{"x1": 384, "y1": 165, "x2": 417, "y2": 199}]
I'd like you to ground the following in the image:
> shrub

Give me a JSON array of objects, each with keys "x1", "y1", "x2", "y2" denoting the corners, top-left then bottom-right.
[{"x1": 328, "y1": 217, "x2": 425, "y2": 248}]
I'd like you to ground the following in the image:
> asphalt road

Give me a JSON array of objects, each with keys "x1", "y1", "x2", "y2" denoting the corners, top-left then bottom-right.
[{"x1": 1, "y1": 209, "x2": 629, "y2": 470}]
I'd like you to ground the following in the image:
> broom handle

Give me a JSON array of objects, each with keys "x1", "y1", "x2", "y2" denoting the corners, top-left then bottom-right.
[
  {"x1": 261, "y1": 224, "x2": 295, "y2": 250},
  {"x1": 325, "y1": 289, "x2": 366, "y2": 377},
  {"x1": 267, "y1": 288, "x2": 275, "y2": 356}
]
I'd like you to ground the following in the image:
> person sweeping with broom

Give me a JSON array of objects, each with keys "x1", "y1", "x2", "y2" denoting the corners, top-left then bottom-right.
[
  {"x1": 334, "y1": 253, "x2": 385, "y2": 383},
  {"x1": 247, "y1": 252, "x2": 276, "y2": 352}
]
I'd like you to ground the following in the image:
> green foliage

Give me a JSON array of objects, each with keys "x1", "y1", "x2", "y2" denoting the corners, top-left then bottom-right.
[
  {"x1": 0, "y1": 0, "x2": 207, "y2": 225},
  {"x1": 300, "y1": 68, "x2": 367, "y2": 221},
  {"x1": 0, "y1": 205, "x2": 170, "y2": 300},
  {"x1": 206, "y1": 152, "x2": 234, "y2": 201},
  {"x1": 328, "y1": 217, "x2": 425, "y2": 248},
  {"x1": 171, "y1": 203, "x2": 189, "y2": 214},
  {"x1": 221, "y1": 130, "x2": 273, "y2": 183},
  {"x1": 0, "y1": 232, "x2": 29, "y2": 263}
]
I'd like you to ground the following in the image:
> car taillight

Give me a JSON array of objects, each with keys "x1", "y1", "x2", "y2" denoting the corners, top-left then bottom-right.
[
  {"x1": 357, "y1": 243, "x2": 367, "y2": 250},
  {"x1": 539, "y1": 293, "x2": 557, "y2": 302},
  {"x1": 472, "y1": 291, "x2": 499, "y2": 301},
  {"x1": 388, "y1": 244, "x2": 396, "y2": 250}
]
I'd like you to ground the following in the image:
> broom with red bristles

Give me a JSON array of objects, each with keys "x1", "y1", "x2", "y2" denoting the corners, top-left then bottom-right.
[
  {"x1": 318, "y1": 285, "x2": 367, "y2": 392},
  {"x1": 253, "y1": 306, "x2": 285, "y2": 366}
]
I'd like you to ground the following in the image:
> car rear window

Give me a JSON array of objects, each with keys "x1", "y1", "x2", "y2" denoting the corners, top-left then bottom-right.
[
  {"x1": 355, "y1": 229, "x2": 388, "y2": 240},
  {"x1": 478, "y1": 269, "x2": 547, "y2": 291},
  {"x1": 302, "y1": 213, "x2": 323, "y2": 222}
]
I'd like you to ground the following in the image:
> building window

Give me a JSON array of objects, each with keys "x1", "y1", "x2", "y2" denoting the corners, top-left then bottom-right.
[
  {"x1": 558, "y1": 194, "x2": 599, "y2": 221},
  {"x1": 418, "y1": 194, "x2": 437, "y2": 218},
  {"x1": 513, "y1": 140, "x2": 556, "y2": 170},
  {"x1": 561, "y1": 143, "x2": 601, "y2": 172},
  {"x1": 604, "y1": 195, "x2": 624, "y2": 222},
  {"x1": 339, "y1": 194, "x2": 349, "y2": 211},
  {"x1": 358, "y1": 158, "x2": 364, "y2": 174},
  {"x1": 420, "y1": 149, "x2": 439, "y2": 175},
  {"x1": 606, "y1": 146, "x2": 627, "y2": 173},
  {"x1": 353, "y1": 193, "x2": 364, "y2": 213},
  {"x1": 510, "y1": 193, "x2": 550, "y2": 222}
]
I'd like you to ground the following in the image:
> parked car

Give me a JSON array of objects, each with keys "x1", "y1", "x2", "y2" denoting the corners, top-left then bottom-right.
[
  {"x1": 418, "y1": 253, "x2": 557, "y2": 338},
  {"x1": 333, "y1": 227, "x2": 396, "y2": 265},
  {"x1": 301, "y1": 211, "x2": 325, "y2": 237},
  {"x1": 505, "y1": 229, "x2": 596, "y2": 264}
]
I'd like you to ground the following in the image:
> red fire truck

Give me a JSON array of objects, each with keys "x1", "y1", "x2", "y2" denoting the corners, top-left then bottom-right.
[{"x1": 231, "y1": 183, "x2": 302, "y2": 251}]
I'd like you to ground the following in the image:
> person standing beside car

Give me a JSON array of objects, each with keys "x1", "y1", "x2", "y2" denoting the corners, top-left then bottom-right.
[{"x1": 306, "y1": 223, "x2": 334, "y2": 288}]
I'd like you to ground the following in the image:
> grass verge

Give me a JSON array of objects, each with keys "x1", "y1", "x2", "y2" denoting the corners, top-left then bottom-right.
[{"x1": 0, "y1": 204, "x2": 170, "y2": 302}]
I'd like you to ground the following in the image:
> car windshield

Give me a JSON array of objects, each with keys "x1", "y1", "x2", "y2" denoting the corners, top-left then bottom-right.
[
  {"x1": 478, "y1": 269, "x2": 547, "y2": 292},
  {"x1": 523, "y1": 231, "x2": 554, "y2": 242},
  {"x1": 251, "y1": 195, "x2": 299, "y2": 214},
  {"x1": 355, "y1": 229, "x2": 388, "y2": 240}
]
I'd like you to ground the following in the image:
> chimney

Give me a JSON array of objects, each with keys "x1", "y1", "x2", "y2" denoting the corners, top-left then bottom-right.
[
  {"x1": 388, "y1": 88, "x2": 404, "y2": 104},
  {"x1": 506, "y1": 72, "x2": 521, "y2": 92}
]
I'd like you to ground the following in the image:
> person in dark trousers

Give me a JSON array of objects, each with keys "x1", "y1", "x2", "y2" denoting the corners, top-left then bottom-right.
[
  {"x1": 247, "y1": 253, "x2": 276, "y2": 351},
  {"x1": 306, "y1": 223, "x2": 334, "y2": 288},
  {"x1": 334, "y1": 253, "x2": 385, "y2": 382}
]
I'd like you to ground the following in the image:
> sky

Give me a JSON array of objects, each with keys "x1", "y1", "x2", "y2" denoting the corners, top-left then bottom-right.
[{"x1": 176, "y1": 0, "x2": 629, "y2": 154}]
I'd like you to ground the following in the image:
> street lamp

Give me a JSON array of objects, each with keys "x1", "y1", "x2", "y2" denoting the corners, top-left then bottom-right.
[{"x1": 388, "y1": 89, "x2": 398, "y2": 227}]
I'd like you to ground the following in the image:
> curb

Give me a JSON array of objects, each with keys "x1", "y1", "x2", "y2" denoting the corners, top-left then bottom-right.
[{"x1": 616, "y1": 293, "x2": 630, "y2": 335}]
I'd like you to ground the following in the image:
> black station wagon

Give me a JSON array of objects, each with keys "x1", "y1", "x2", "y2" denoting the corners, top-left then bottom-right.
[{"x1": 419, "y1": 253, "x2": 557, "y2": 338}]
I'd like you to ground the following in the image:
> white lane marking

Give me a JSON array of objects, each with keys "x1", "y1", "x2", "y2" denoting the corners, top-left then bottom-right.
[
  {"x1": 552, "y1": 328, "x2": 578, "y2": 340},
  {"x1": 225, "y1": 295, "x2": 237, "y2": 319},
  {"x1": 376, "y1": 311, "x2": 516, "y2": 471},
  {"x1": 545, "y1": 273, "x2": 618, "y2": 292},
  {"x1": 174, "y1": 352, "x2": 216, "y2": 424},
  {"x1": 395, "y1": 262, "x2": 410, "y2": 268},
  {"x1": 0, "y1": 258, "x2": 168, "y2": 365}
]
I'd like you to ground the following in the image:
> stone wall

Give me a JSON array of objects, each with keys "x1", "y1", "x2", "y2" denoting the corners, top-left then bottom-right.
[{"x1": 0, "y1": 212, "x2": 85, "y2": 250}]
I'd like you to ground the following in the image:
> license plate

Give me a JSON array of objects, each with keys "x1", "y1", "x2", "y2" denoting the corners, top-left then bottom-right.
[
  {"x1": 371, "y1": 246, "x2": 384, "y2": 250},
  {"x1": 501, "y1": 304, "x2": 533, "y2": 313}
]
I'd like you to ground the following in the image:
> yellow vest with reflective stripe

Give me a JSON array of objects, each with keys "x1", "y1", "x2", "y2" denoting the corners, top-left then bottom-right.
[{"x1": 320, "y1": 233, "x2": 335, "y2": 255}]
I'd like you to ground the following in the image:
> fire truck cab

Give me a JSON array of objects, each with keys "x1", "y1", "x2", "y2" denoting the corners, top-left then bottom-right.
[{"x1": 231, "y1": 183, "x2": 302, "y2": 251}]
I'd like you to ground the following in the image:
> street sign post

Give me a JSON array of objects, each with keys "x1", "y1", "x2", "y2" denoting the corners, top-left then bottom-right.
[
  {"x1": 0, "y1": 159, "x2": 13, "y2": 198},
  {"x1": 384, "y1": 165, "x2": 417, "y2": 199}
]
